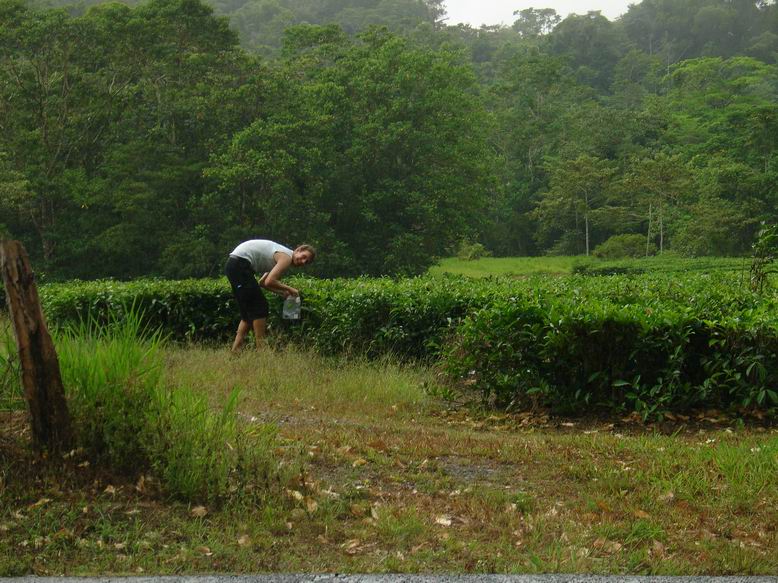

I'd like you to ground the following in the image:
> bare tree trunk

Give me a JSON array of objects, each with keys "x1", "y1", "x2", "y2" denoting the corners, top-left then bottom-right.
[
  {"x1": 646, "y1": 203, "x2": 653, "y2": 257},
  {"x1": 584, "y1": 191, "x2": 590, "y2": 256},
  {"x1": 659, "y1": 204, "x2": 664, "y2": 254},
  {"x1": 0, "y1": 240, "x2": 72, "y2": 454}
]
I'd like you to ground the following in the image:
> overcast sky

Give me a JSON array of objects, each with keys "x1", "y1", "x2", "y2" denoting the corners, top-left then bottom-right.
[{"x1": 443, "y1": 0, "x2": 635, "y2": 26}]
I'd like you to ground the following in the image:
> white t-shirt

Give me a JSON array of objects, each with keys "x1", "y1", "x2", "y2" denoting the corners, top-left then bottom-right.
[{"x1": 230, "y1": 240, "x2": 292, "y2": 274}]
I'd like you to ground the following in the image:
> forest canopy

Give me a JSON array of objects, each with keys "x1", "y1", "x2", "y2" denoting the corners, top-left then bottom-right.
[{"x1": 1, "y1": 0, "x2": 777, "y2": 278}]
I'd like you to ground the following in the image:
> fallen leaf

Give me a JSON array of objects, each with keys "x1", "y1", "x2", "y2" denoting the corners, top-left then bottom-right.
[
  {"x1": 593, "y1": 538, "x2": 622, "y2": 553},
  {"x1": 237, "y1": 535, "x2": 251, "y2": 547},
  {"x1": 634, "y1": 509, "x2": 651, "y2": 519},
  {"x1": 195, "y1": 545, "x2": 212, "y2": 556},
  {"x1": 190, "y1": 506, "x2": 208, "y2": 518},
  {"x1": 435, "y1": 515, "x2": 452, "y2": 526},
  {"x1": 305, "y1": 498, "x2": 318, "y2": 513},
  {"x1": 658, "y1": 491, "x2": 675, "y2": 504},
  {"x1": 103, "y1": 485, "x2": 116, "y2": 495},
  {"x1": 29, "y1": 498, "x2": 52, "y2": 509},
  {"x1": 352, "y1": 458, "x2": 367, "y2": 468},
  {"x1": 651, "y1": 540, "x2": 666, "y2": 557},
  {"x1": 286, "y1": 489, "x2": 304, "y2": 501}
]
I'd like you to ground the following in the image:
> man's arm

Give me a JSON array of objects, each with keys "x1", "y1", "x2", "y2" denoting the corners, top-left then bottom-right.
[{"x1": 261, "y1": 252, "x2": 299, "y2": 297}]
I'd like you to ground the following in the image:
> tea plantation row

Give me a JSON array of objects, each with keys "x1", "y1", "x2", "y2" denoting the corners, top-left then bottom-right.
[{"x1": 6, "y1": 273, "x2": 778, "y2": 416}]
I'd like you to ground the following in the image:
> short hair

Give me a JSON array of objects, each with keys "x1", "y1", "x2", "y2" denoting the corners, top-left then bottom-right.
[{"x1": 295, "y1": 244, "x2": 316, "y2": 263}]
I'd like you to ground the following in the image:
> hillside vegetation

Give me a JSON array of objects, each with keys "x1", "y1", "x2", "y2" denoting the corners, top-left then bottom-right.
[{"x1": 2, "y1": 0, "x2": 777, "y2": 279}]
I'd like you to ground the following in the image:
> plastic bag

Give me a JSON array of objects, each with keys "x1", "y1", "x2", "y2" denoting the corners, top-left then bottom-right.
[{"x1": 282, "y1": 295, "x2": 302, "y2": 320}]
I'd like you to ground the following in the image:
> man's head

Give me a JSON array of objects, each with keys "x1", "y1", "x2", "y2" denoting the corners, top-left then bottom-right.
[{"x1": 292, "y1": 244, "x2": 316, "y2": 267}]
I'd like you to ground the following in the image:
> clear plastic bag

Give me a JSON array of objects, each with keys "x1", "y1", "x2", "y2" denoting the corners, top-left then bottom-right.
[{"x1": 282, "y1": 295, "x2": 302, "y2": 320}]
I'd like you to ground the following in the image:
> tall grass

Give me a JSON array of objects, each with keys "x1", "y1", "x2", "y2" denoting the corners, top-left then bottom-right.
[
  {"x1": 57, "y1": 312, "x2": 165, "y2": 469},
  {"x1": 0, "y1": 316, "x2": 22, "y2": 411},
  {"x1": 55, "y1": 310, "x2": 285, "y2": 503},
  {"x1": 146, "y1": 386, "x2": 283, "y2": 502}
]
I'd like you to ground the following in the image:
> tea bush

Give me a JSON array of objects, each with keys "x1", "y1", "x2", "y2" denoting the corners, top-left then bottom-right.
[
  {"x1": 24, "y1": 271, "x2": 778, "y2": 415},
  {"x1": 593, "y1": 234, "x2": 655, "y2": 259},
  {"x1": 444, "y1": 274, "x2": 778, "y2": 416}
]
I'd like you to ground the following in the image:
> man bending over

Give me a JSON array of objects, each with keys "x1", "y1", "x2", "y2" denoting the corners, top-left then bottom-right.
[{"x1": 224, "y1": 239, "x2": 315, "y2": 352}]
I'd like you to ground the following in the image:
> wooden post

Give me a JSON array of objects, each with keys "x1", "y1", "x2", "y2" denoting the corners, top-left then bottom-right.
[{"x1": 0, "y1": 240, "x2": 72, "y2": 454}]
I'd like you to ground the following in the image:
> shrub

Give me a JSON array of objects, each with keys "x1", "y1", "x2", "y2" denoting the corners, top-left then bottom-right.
[
  {"x1": 41, "y1": 278, "x2": 240, "y2": 343},
  {"x1": 593, "y1": 234, "x2": 655, "y2": 259},
  {"x1": 456, "y1": 239, "x2": 492, "y2": 261},
  {"x1": 443, "y1": 274, "x2": 778, "y2": 417},
  {"x1": 56, "y1": 310, "x2": 284, "y2": 502},
  {"x1": 750, "y1": 222, "x2": 778, "y2": 293},
  {"x1": 23, "y1": 271, "x2": 778, "y2": 416},
  {"x1": 57, "y1": 311, "x2": 165, "y2": 470}
]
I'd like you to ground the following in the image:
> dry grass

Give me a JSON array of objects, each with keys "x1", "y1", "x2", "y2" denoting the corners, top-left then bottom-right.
[{"x1": 1, "y1": 343, "x2": 777, "y2": 575}]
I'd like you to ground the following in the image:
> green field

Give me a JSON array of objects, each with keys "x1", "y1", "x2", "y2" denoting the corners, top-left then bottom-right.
[
  {"x1": 429, "y1": 256, "x2": 580, "y2": 277},
  {"x1": 429, "y1": 255, "x2": 752, "y2": 278}
]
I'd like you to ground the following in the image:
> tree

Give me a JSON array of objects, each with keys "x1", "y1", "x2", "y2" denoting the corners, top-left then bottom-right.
[
  {"x1": 533, "y1": 155, "x2": 615, "y2": 255},
  {"x1": 548, "y1": 11, "x2": 628, "y2": 91},
  {"x1": 622, "y1": 153, "x2": 691, "y2": 254},
  {"x1": 512, "y1": 8, "x2": 560, "y2": 38},
  {"x1": 207, "y1": 26, "x2": 498, "y2": 275}
]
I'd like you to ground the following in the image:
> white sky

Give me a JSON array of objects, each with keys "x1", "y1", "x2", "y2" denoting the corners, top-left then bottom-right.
[{"x1": 443, "y1": 0, "x2": 635, "y2": 26}]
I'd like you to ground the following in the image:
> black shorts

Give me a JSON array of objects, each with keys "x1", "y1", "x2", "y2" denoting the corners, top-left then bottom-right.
[{"x1": 225, "y1": 256, "x2": 269, "y2": 321}]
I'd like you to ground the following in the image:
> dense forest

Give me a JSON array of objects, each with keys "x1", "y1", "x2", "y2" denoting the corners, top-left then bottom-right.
[{"x1": 1, "y1": 0, "x2": 777, "y2": 278}]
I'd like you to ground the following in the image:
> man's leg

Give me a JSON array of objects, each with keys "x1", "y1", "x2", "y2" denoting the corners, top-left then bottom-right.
[
  {"x1": 251, "y1": 318, "x2": 267, "y2": 350},
  {"x1": 231, "y1": 320, "x2": 250, "y2": 353}
]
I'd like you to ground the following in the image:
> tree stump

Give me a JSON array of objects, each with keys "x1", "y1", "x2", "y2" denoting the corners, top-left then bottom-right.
[{"x1": 0, "y1": 240, "x2": 72, "y2": 454}]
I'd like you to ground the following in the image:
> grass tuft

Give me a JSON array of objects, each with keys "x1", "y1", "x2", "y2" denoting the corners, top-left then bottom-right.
[{"x1": 54, "y1": 309, "x2": 287, "y2": 503}]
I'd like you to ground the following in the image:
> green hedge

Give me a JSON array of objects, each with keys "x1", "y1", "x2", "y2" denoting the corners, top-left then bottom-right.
[
  {"x1": 6, "y1": 272, "x2": 778, "y2": 415},
  {"x1": 36, "y1": 276, "x2": 489, "y2": 354},
  {"x1": 38, "y1": 278, "x2": 240, "y2": 342},
  {"x1": 445, "y1": 276, "x2": 778, "y2": 416}
]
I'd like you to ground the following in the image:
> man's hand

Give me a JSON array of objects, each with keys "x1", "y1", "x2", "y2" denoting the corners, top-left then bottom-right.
[{"x1": 286, "y1": 287, "x2": 300, "y2": 297}]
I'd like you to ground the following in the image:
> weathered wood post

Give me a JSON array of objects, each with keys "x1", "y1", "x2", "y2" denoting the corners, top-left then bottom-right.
[{"x1": 0, "y1": 240, "x2": 72, "y2": 454}]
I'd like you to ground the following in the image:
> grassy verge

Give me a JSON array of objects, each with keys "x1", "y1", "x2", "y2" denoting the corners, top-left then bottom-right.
[{"x1": 2, "y1": 343, "x2": 776, "y2": 575}]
